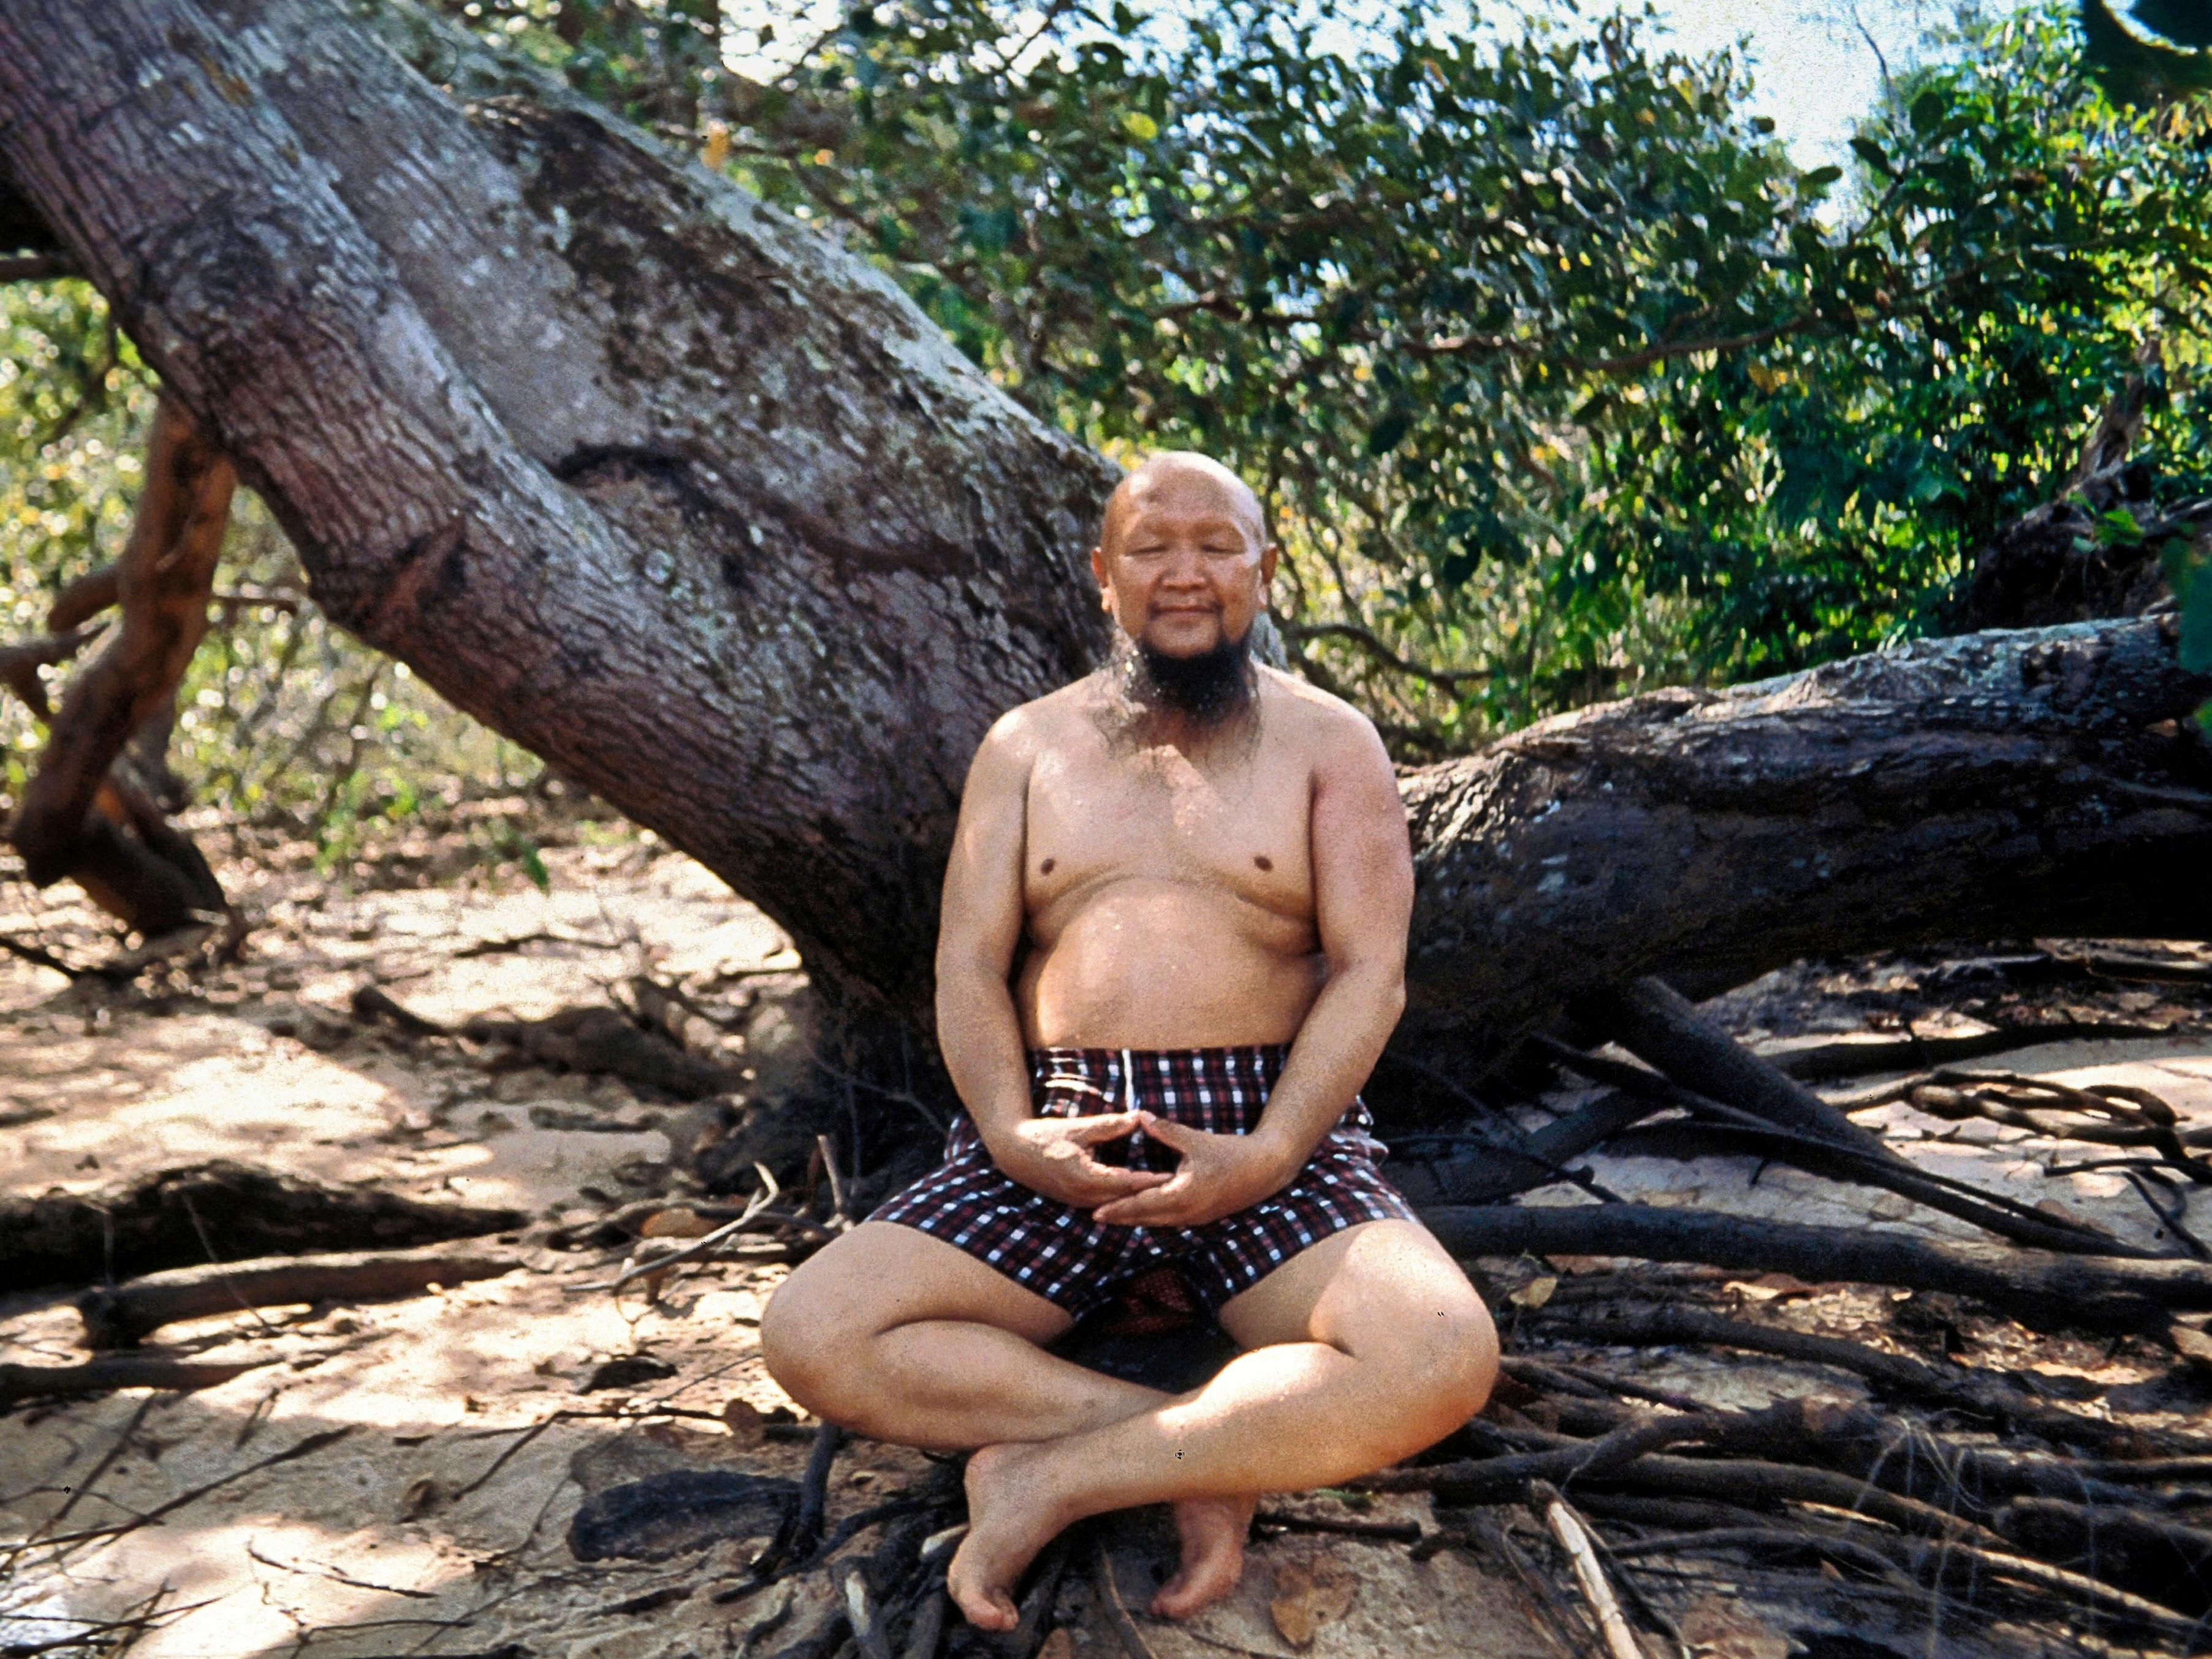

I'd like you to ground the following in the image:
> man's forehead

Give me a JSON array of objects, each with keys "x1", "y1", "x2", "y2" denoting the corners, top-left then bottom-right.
[{"x1": 1103, "y1": 454, "x2": 1264, "y2": 545}]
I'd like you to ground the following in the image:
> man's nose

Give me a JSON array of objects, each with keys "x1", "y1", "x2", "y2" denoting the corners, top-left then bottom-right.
[{"x1": 1158, "y1": 549, "x2": 1208, "y2": 587}]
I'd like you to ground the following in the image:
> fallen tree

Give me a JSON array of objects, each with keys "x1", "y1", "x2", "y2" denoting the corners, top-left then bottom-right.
[{"x1": 0, "y1": 1, "x2": 2207, "y2": 1112}]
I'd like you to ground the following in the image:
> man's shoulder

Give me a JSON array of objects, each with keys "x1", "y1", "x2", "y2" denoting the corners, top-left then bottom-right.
[
  {"x1": 979, "y1": 676, "x2": 1101, "y2": 758},
  {"x1": 1258, "y1": 666, "x2": 1385, "y2": 750}
]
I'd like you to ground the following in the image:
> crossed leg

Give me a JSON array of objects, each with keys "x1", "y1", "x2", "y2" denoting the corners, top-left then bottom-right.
[{"x1": 760, "y1": 1217, "x2": 1496, "y2": 1630}]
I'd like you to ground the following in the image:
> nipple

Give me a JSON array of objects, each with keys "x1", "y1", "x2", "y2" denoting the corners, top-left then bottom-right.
[
  {"x1": 1040, "y1": 858, "x2": 1057, "y2": 875},
  {"x1": 1253, "y1": 855, "x2": 1273, "y2": 871}
]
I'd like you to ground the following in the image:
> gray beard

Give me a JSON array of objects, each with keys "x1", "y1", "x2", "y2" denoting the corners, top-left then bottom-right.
[{"x1": 1117, "y1": 628, "x2": 1256, "y2": 727}]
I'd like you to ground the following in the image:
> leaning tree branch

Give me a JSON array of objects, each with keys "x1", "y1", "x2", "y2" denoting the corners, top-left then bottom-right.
[
  {"x1": 7, "y1": 391, "x2": 235, "y2": 935},
  {"x1": 0, "y1": 621, "x2": 105, "y2": 719}
]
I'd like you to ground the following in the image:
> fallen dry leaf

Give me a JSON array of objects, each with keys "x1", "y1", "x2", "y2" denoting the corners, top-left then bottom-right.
[
  {"x1": 1269, "y1": 1560, "x2": 1356, "y2": 1648},
  {"x1": 2172, "y1": 1323, "x2": 2212, "y2": 1373},
  {"x1": 1508, "y1": 1274, "x2": 1558, "y2": 1309},
  {"x1": 1679, "y1": 1593, "x2": 1790, "y2": 1659},
  {"x1": 640, "y1": 1207, "x2": 718, "y2": 1239},
  {"x1": 721, "y1": 1396, "x2": 767, "y2": 1448}
]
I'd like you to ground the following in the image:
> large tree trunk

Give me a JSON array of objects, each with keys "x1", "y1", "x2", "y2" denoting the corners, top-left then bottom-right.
[
  {"x1": 1, "y1": 0, "x2": 1111, "y2": 1023},
  {"x1": 1, "y1": 0, "x2": 2207, "y2": 1088}
]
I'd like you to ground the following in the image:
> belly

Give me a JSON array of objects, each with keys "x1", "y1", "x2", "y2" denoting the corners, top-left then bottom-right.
[{"x1": 1016, "y1": 883, "x2": 1325, "y2": 1049}]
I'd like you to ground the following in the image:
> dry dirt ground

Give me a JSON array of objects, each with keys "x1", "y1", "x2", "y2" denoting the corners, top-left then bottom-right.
[{"x1": 1, "y1": 825, "x2": 2208, "y2": 1659}]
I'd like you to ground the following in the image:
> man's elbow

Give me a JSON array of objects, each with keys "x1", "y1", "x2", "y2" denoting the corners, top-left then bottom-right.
[
  {"x1": 1329, "y1": 957, "x2": 1404, "y2": 1022},
  {"x1": 1377, "y1": 974, "x2": 1407, "y2": 1027}
]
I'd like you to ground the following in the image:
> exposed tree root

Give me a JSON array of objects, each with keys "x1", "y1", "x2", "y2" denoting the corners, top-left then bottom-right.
[
  {"x1": 0, "y1": 1160, "x2": 526, "y2": 1293},
  {"x1": 462, "y1": 1006, "x2": 735, "y2": 1099},
  {"x1": 1530, "y1": 1037, "x2": 2149, "y2": 1257},
  {"x1": 0, "y1": 1353, "x2": 276, "y2": 1403},
  {"x1": 1776, "y1": 1017, "x2": 2183, "y2": 1082},
  {"x1": 75, "y1": 1243, "x2": 519, "y2": 1348},
  {"x1": 1992, "y1": 1495, "x2": 2212, "y2": 1614},
  {"x1": 1521, "y1": 1300, "x2": 2197, "y2": 1451},
  {"x1": 1572, "y1": 977, "x2": 1887, "y2": 1155},
  {"x1": 1420, "y1": 1202, "x2": 2212, "y2": 1334}
]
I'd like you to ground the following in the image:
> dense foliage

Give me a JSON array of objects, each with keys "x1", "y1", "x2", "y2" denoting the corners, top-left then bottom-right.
[
  {"x1": 440, "y1": 0, "x2": 2212, "y2": 751},
  {"x1": 2, "y1": 0, "x2": 2208, "y2": 866}
]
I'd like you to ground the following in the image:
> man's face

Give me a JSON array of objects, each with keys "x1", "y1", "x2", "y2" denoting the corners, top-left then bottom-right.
[{"x1": 1092, "y1": 469, "x2": 1278, "y2": 658}]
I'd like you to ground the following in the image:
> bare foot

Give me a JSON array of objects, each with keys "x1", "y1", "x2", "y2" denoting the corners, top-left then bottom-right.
[
  {"x1": 948, "y1": 1443, "x2": 1072, "y2": 1631},
  {"x1": 1152, "y1": 1494, "x2": 1255, "y2": 1619}
]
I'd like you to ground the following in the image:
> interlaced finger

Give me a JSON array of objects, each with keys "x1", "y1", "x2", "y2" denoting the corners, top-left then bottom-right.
[{"x1": 1065, "y1": 1111, "x2": 1141, "y2": 1144}]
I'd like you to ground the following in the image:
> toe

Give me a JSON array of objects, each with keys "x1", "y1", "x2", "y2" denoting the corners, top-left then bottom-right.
[
  {"x1": 949, "y1": 1574, "x2": 1019, "y2": 1631},
  {"x1": 1150, "y1": 1569, "x2": 1193, "y2": 1619}
]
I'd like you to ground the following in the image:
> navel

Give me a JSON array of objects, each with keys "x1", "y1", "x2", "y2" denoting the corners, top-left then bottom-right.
[
  {"x1": 1253, "y1": 855, "x2": 1273, "y2": 871},
  {"x1": 1039, "y1": 857, "x2": 1057, "y2": 876}
]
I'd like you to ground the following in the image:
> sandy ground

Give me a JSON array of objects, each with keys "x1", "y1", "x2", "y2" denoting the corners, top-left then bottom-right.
[{"x1": 1, "y1": 836, "x2": 2206, "y2": 1658}]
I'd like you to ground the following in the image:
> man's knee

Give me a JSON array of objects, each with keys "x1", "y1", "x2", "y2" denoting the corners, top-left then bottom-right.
[
  {"x1": 1345, "y1": 1256, "x2": 1498, "y2": 1443},
  {"x1": 758, "y1": 1267, "x2": 852, "y2": 1416},
  {"x1": 1421, "y1": 1297, "x2": 1499, "y2": 1428}
]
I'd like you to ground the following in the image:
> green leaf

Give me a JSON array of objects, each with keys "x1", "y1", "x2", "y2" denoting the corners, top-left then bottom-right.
[
  {"x1": 1122, "y1": 109, "x2": 1158, "y2": 142},
  {"x1": 1909, "y1": 88, "x2": 1947, "y2": 134},
  {"x1": 1366, "y1": 408, "x2": 1411, "y2": 456},
  {"x1": 520, "y1": 845, "x2": 552, "y2": 895},
  {"x1": 2092, "y1": 506, "x2": 2144, "y2": 547},
  {"x1": 1849, "y1": 135, "x2": 1895, "y2": 176},
  {"x1": 1800, "y1": 164, "x2": 1843, "y2": 189},
  {"x1": 2181, "y1": 576, "x2": 2212, "y2": 675}
]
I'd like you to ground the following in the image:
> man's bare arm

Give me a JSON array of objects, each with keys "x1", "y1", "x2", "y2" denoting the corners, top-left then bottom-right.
[
  {"x1": 1093, "y1": 705, "x2": 1412, "y2": 1226},
  {"x1": 1252, "y1": 708, "x2": 1412, "y2": 1160},
  {"x1": 936, "y1": 711, "x2": 1169, "y2": 1207},
  {"x1": 933, "y1": 714, "x2": 1038, "y2": 1147}
]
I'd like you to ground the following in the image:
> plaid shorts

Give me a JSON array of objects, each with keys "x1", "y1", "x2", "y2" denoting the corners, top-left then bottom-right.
[{"x1": 870, "y1": 1045, "x2": 1414, "y2": 1318}]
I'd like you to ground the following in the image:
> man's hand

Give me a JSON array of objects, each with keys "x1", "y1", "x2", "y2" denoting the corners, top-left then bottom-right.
[
  {"x1": 1088, "y1": 1112, "x2": 1304, "y2": 1228},
  {"x1": 987, "y1": 1112, "x2": 1174, "y2": 1209}
]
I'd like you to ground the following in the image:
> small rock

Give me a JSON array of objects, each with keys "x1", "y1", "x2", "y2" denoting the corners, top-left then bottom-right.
[{"x1": 399, "y1": 1475, "x2": 445, "y2": 1519}]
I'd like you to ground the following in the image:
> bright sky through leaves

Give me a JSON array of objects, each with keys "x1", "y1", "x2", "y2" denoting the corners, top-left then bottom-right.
[{"x1": 1644, "y1": 2, "x2": 2038, "y2": 161}]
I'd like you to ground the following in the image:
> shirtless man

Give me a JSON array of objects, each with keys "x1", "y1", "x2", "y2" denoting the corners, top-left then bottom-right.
[{"x1": 761, "y1": 452, "x2": 1497, "y2": 1631}]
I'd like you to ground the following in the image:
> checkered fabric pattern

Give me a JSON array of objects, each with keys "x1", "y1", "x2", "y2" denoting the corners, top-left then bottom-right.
[{"x1": 870, "y1": 1046, "x2": 1415, "y2": 1317}]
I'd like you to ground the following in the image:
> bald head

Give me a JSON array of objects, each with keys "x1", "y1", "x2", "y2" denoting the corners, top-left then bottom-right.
[
  {"x1": 1089, "y1": 452, "x2": 1277, "y2": 688},
  {"x1": 1101, "y1": 452, "x2": 1266, "y2": 557}
]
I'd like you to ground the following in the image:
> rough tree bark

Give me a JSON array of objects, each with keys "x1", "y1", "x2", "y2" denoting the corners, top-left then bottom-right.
[{"x1": 0, "y1": 0, "x2": 2206, "y2": 1092}]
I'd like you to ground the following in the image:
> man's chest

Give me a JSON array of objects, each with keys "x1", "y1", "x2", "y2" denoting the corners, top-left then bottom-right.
[{"x1": 1022, "y1": 737, "x2": 1314, "y2": 910}]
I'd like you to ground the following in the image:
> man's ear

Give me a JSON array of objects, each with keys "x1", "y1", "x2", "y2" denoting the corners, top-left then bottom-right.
[
  {"x1": 1260, "y1": 541, "x2": 1280, "y2": 589},
  {"x1": 1090, "y1": 543, "x2": 1114, "y2": 612}
]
